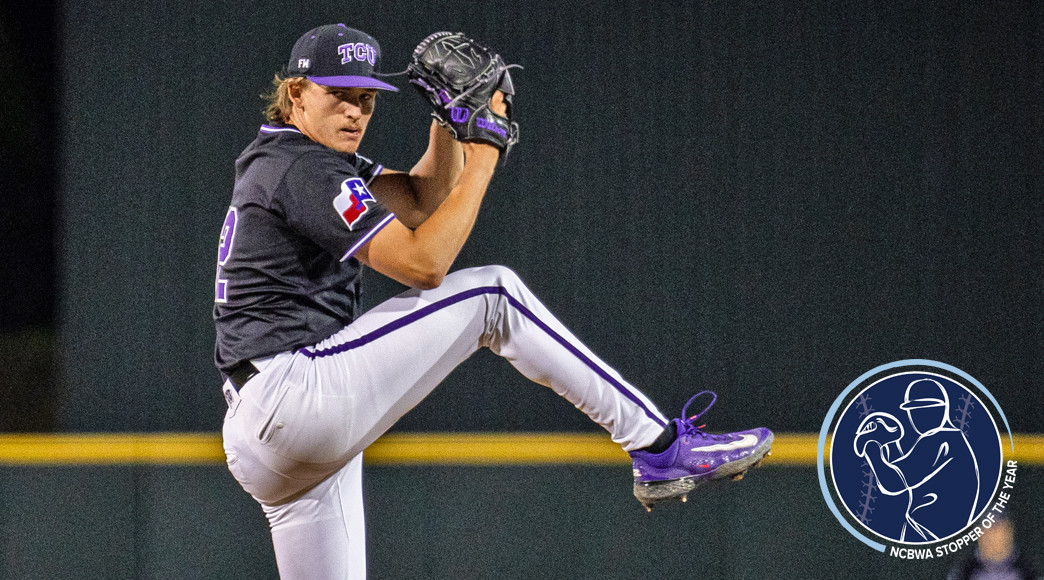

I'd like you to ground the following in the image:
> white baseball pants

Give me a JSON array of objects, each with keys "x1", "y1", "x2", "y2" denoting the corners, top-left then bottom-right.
[{"x1": 221, "y1": 265, "x2": 668, "y2": 579}]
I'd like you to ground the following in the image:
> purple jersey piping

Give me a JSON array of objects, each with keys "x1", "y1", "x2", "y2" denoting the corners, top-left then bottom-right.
[
  {"x1": 341, "y1": 213, "x2": 395, "y2": 262},
  {"x1": 340, "y1": 162, "x2": 389, "y2": 261},
  {"x1": 298, "y1": 285, "x2": 666, "y2": 426},
  {"x1": 260, "y1": 124, "x2": 302, "y2": 134},
  {"x1": 366, "y1": 164, "x2": 383, "y2": 186}
]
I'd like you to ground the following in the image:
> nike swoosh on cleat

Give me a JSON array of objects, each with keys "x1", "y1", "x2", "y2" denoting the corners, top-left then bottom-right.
[{"x1": 690, "y1": 434, "x2": 760, "y2": 452}]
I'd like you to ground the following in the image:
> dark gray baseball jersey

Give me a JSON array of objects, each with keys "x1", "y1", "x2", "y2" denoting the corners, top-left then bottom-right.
[{"x1": 213, "y1": 124, "x2": 394, "y2": 375}]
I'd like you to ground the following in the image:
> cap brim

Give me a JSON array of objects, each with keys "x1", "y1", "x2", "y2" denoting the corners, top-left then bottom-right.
[
  {"x1": 308, "y1": 75, "x2": 399, "y2": 91},
  {"x1": 899, "y1": 399, "x2": 945, "y2": 410}
]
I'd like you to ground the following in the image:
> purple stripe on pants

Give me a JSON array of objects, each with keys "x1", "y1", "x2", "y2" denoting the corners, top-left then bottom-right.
[{"x1": 299, "y1": 286, "x2": 665, "y2": 426}]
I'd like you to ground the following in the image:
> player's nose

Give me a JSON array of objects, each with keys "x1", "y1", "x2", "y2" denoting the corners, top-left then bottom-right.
[{"x1": 343, "y1": 102, "x2": 362, "y2": 119}]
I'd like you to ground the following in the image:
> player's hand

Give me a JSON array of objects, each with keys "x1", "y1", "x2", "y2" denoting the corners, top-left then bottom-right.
[{"x1": 490, "y1": 91, "x2": 507, "y2": 116}]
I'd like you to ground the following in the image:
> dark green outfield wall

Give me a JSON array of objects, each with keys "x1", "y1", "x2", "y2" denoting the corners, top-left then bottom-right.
[
  {"x1": 57, "y1": 1, "x2": 1043, "y2": 434},
  {"x1": 3, "y1": 465, "x2": 1043, "y2": 579}
]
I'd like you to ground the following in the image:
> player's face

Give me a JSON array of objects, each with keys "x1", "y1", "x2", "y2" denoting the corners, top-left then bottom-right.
[{"x1": 291, "y1": 82, "x2": 377, "y2": 154}]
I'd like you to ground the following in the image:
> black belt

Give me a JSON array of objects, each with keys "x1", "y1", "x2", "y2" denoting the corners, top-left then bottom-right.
[{"x1": 227, "y1": 361, "x2": 259, "y2": 391}]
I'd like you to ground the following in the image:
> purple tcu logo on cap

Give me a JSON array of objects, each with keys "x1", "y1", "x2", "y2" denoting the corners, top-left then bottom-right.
[{"x1": 339, "y1": 43, "x2": 377, "y2": 66}]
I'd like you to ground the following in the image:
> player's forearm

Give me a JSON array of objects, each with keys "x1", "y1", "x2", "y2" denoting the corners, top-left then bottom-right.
[
  {"x1": 359, "y1": 145, "x2": 497, "y2": 289},
  {"x1": 408, "y1": 121, "x2": 464, "y2": 217},
  {"x1": 405, "y1": 147, "x2": 496, "y2": 284}
]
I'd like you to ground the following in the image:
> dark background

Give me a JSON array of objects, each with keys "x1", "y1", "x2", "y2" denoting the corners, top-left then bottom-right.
[
  {"x1": 0, "y1": 1, "x2": 1041, "y2": 578},
  {"x1": 1, "y1": 0, "x2": 59, "y2": 431},
  {"x1": 45, "y1": 1, "x2": 1044, "y2": 435}
]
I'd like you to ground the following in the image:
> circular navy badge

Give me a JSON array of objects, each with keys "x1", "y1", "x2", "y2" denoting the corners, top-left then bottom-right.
[{"x1": 818, "y1": 360, "x2": 1013, "y2": 554}]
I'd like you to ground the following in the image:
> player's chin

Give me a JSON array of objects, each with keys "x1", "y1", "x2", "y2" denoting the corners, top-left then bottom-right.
[
  {"x1": 326, "y1": 139, "x2": 359, "y2": 154},
  {"x1": 334, "y1": 130, "x2": 363, "y2": 153}
]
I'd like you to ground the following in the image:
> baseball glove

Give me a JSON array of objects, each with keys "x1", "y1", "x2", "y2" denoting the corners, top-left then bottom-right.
[
  {"x1": 853, "y1": 412, "x2": 904, "y2": 458},
  {"x1": 407, "y1": 32, "x2": 519, "y2": 158}
]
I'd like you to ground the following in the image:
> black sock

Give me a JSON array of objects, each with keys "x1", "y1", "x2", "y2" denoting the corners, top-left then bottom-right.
[{"x1": 642, "y1": 421, "x2": 677, "y2": 454}]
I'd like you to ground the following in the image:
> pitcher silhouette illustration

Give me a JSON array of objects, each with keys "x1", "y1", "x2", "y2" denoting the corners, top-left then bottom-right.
[{"x1": 854, "y1": 379, "x2": 980, "y2": 542}]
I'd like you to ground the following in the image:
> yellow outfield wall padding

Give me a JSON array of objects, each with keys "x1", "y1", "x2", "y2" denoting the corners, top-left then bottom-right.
[{"x1": 0, "y1": 432, "x2": 1041, "y2": 466}]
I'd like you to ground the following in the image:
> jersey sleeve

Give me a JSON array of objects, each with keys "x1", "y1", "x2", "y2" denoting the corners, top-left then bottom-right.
[
  {"x1": 353, "y1": 153, "x2": 384, "y2": 185},
  {"x1": 279, "y1": 150, "x2": 395, "y2": 261}
]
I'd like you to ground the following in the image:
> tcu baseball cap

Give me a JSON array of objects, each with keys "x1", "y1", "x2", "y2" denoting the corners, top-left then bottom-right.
[{"x1": 286, "y1": 23, "x2": 398, "y2": 91}]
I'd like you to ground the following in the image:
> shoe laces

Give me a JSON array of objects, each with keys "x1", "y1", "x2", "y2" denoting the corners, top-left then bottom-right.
[{"x1": 679, "y1": 391, "x2": 731, "y2": 441}]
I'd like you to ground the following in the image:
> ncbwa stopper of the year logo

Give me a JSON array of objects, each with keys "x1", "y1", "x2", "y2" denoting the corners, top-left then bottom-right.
[{"x1": 818, "y1": 360, "x2": 1016, "y2": 558}]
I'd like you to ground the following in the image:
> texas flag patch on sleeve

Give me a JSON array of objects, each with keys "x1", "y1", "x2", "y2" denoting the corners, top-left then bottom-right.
[{"x1": 333, "y1": 177, "x2": 377, "y2": 230}]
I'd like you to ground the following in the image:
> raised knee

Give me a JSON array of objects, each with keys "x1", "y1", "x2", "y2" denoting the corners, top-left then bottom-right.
[
  {"x1": 489, "y1": 264, "x2": 523, "y2": 288},
  {"x1": 464, "y1": 264, "x2": 525, "y2": 290}
]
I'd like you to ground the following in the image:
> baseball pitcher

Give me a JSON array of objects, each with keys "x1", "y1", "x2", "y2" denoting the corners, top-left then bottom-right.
[{"x1": 214, "y1": 24, "x2": 773, "y2": 578}]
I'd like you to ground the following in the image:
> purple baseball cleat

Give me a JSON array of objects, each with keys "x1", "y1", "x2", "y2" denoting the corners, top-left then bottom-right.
[{"x1": 630, "y1": 391, "x2": 773, "y2": 511}]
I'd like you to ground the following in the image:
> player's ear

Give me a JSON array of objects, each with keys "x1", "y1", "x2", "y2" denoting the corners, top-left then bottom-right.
[{"x1": 287, "y1": 78, "x2": 309, "y2": 106}]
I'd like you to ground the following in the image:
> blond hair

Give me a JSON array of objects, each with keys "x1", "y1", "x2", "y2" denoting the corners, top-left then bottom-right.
[{"x1": 262, "y1": 74, "x2": 306, "y2": 124}]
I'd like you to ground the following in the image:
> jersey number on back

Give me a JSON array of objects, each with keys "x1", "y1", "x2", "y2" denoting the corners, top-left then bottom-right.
[{"x1": 215, "y1": 207, "x2": 238, "y2": 303}]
